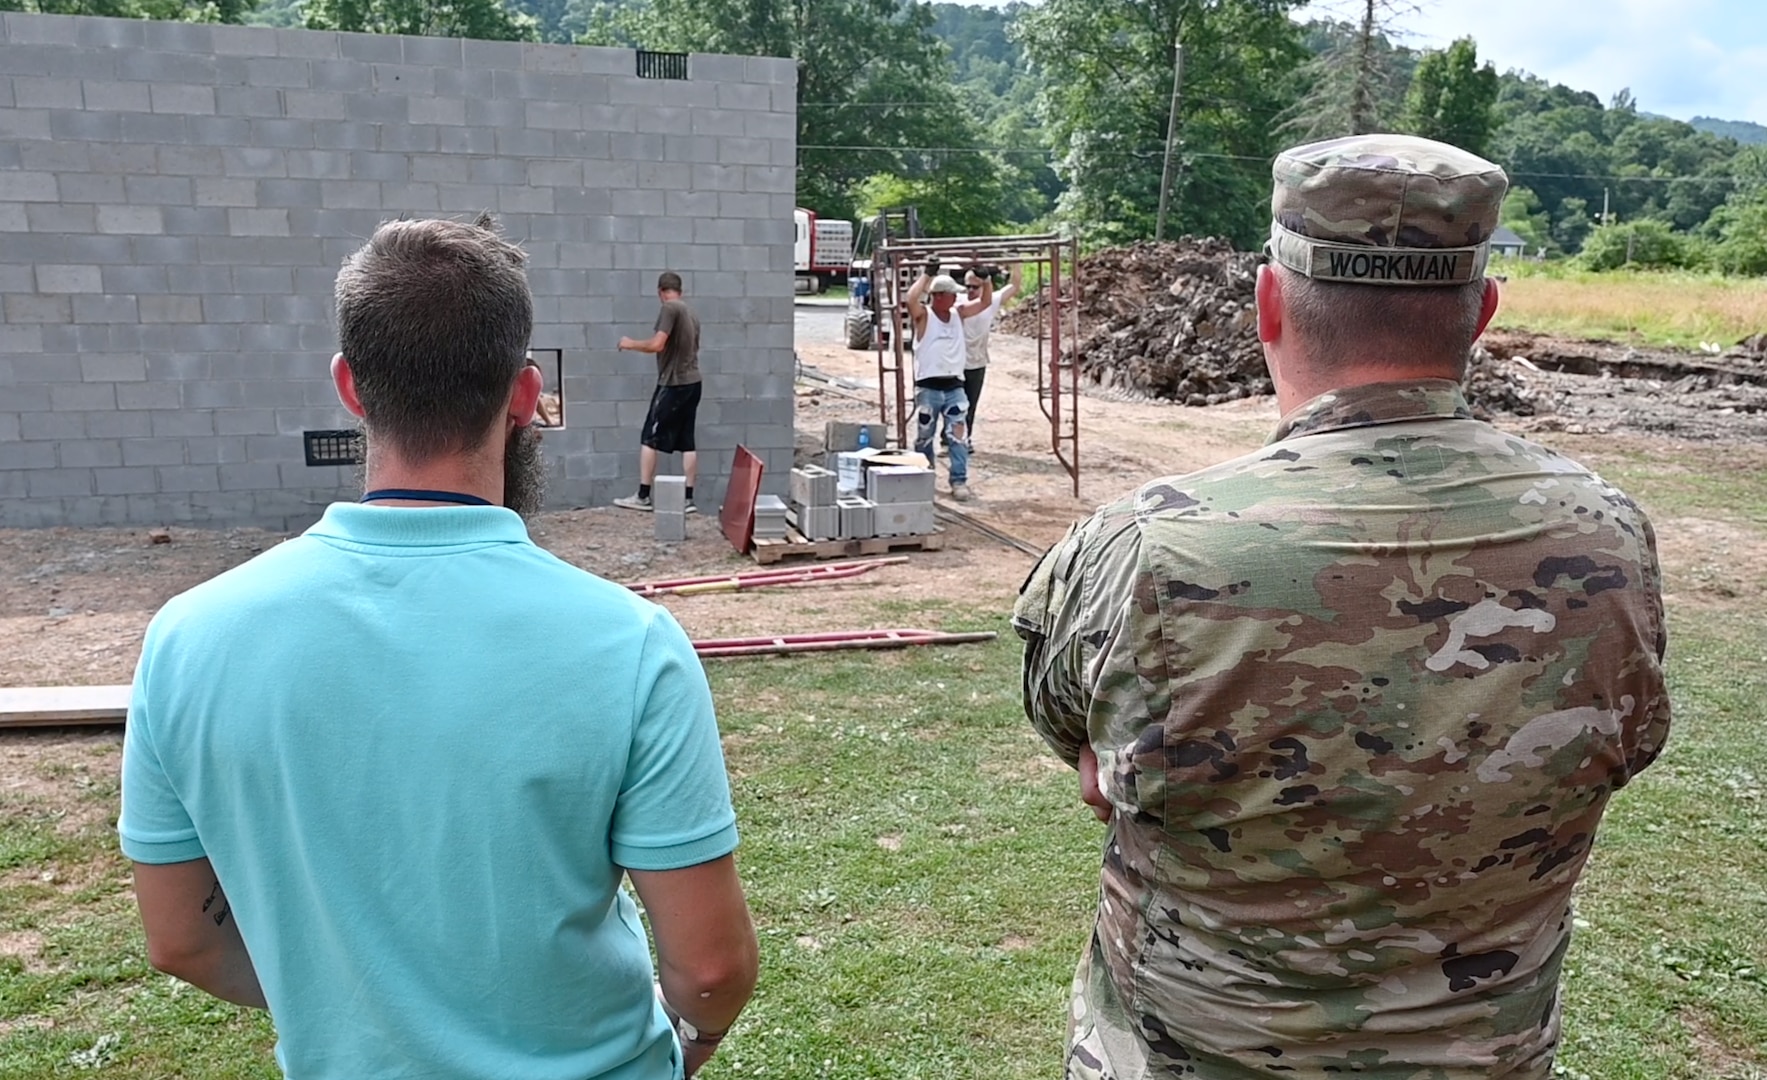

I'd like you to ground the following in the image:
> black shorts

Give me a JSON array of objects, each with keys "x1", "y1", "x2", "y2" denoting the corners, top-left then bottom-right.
[{"x1": 640, "y1": 382, "x2": 701, "y2": 454}]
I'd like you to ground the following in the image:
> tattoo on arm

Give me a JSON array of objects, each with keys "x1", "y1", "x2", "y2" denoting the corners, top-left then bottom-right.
[{"x1": 202, "y1": 880, "x2": 232, "y2": 927}]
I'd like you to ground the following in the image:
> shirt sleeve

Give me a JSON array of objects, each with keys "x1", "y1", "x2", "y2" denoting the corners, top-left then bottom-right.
[
  {"x1": 118, "y1": 623, "x2": 207, "y2": 865},
  {"x1": 653, "y1": 303, "x2": 678, "y2": 338},
  {"x1": 610, "y1": 607, "x2": 739, "y2": 870}
]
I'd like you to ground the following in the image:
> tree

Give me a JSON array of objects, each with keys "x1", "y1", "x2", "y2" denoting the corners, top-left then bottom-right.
[
  {"x1": 855, "y1": 148, "x2": 1009, "y2": 238},
  {"x1": 1280, "y1": 11, "x2": 1418, "y2": 142},
  {"x1": 0, "y1": 0, "x2": 256, "y2": 21},
  {"x1": 304, "y1": 0, "x2": 537, "y2": 39},
  {"x1": 1576, "y1": 219, "x2": 1703, "y2": 272},
  {"x1": 1014, "y1": 0, "x2": 1307, "y2": 247},
  {"x1": 586, "y1": 0, "x2": 962, "y2": 224},
  {"x1": 1499, "y1": 185, "x2": 1552, "y2": 255},
  {"x1": 1401, "y1": 36, "x2": 1497, "y2": 156}
]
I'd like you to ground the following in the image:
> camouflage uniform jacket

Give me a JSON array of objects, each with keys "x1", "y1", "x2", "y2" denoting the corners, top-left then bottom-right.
[{"x1": 1013, "y1": 380, "x2": 1671, "y2": 1079}]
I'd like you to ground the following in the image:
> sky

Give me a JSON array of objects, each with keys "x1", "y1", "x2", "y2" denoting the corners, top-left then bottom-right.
[
  {"x1": 1390, "y1": 0, "x2": 1767, "y2": 126},
  {"x1": 954, "y1": 0, "x2": 1767, "y2": 126}
]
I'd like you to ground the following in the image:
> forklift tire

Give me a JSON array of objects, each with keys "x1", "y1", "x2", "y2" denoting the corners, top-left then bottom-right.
[{"x1": 845, "y1": 313, "x2": 875, "y2": 350}]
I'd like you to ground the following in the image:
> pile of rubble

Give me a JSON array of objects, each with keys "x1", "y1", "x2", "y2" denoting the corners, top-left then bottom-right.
[
  {"x1": 1003, "y1": 237, "x2": 1269, "y2": 405},
  {"x1": 1005, "y1": 236, "x2": 1548, "y2": 411}
]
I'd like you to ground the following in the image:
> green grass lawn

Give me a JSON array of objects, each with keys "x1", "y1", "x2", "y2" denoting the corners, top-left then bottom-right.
[
  {"x1": 3, "y1": 602, "x2": 1764, "y2": 1078},
  {"x1": 1490, "y1": 258, "x2": 1767, "y2": 350}
]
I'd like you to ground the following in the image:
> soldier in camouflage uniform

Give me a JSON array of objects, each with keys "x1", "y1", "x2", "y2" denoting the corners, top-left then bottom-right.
[{"x1": 1013, "y1": 134, "x2": 1672, "y2": 1079}]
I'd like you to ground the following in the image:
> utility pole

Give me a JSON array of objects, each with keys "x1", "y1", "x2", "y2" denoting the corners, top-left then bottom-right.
[
  {"x1": 1155, "y1": 40, "x2": 1184, "y2": 242},
  {"x1": 1602, "y1": 187, "x2": 1610, "y2": 226}
]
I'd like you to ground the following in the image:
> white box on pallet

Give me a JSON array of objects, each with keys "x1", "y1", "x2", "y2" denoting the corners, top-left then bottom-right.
[
  {"x1": 834, "y1": 450, "x2": 879, "y2": 494},
  {"x1": 873, "y1": 501, "x2": 935, "y2": 537},
  {"x1": 865, "y1": 465, "x2": 936, "y2": 505},
  {"x1": 837, "y1": 496, "x2": 875, "y2": 540},
  {"x1": 792, "y1": 501, "x2": 839, "y2": 541}
]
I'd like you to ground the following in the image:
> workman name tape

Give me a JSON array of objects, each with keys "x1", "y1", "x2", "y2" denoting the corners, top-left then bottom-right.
[{"x1": 1269, "y1": 225, "x2": 1489, "y2": 285}]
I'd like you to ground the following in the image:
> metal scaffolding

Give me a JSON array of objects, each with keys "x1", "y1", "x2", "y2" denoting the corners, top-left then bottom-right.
[{"x1": 866, "y1": 233, "x2": 1082, "y2": 498}]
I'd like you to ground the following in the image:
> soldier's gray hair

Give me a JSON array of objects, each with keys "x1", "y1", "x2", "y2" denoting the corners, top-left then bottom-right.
[
  {"x1": 335, "y1": 217, "x2": 532, "y2": 461},
  {"x1": 1278, "y1": 268, "x2": 1486, "y2": 374}
]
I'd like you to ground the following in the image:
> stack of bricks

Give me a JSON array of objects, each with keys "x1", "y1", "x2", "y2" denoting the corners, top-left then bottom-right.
[
  {"x1": 652, "y1": 475, "x2": 686, "y2": 543},
  {"x1": 789, "y1": 464, "x2": 837, "y2": 541},
  {"x1": 864, "y1": 465, "x2": 935, "y2": 537},
  {"x1": 752, "y1": 494, "x2": 789, "y2": 540}
]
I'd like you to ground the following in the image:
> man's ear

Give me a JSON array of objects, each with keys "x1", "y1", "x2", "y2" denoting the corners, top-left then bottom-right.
[
  {"x1": 1255, "y1": 264, "x2": 1284, "y2": 345},
  {"x1": 509, "y1": 363, "x2": 544, "y2": 428},
  {"x1": 1473, "y1": 277, "x2": 1501, "y2": 340},
  {"x1": 331, "y1": 354, "x2": 367, "y2": 418}
]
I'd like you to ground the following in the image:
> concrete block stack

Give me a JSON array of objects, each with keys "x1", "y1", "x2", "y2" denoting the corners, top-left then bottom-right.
[
  {"x1": 753, "y1": 494, "x2": 789, "y2": 541},
  {"x1": 837, "y1": 495, "x2": 874, "y2": 540},
  {"x1": 789, "y1": 464, "x2": 838, "y2": 541},
  {"x1": 864, "y1": 465, "x2": 935, "y2": 537},
  {"x1": 652, "y1": 475, "x2": 686, "y2": 543}
]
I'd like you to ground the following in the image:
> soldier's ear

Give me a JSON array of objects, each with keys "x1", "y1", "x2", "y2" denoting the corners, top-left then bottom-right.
[
  {"x1": 1474, "y1": 277, "x2": 1501, "y2": 341},
  {"x1": 1255, "y1": 264, "x2": 1284, "y2": 345}
]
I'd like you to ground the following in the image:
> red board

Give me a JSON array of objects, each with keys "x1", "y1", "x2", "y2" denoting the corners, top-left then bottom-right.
[{"x1": 720, "y1": 445, "x2": 765, "y2": 554}]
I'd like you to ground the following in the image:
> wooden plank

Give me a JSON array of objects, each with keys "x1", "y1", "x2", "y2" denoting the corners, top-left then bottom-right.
[
  {"x1": 750, "y1": 527, "x2": 944, "y2": 566},
  {"x1": 0, "y1": 685, "x2": 131, "y2": 729}
]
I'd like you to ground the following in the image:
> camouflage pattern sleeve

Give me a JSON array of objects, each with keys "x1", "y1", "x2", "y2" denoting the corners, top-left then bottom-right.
[{"x1": 1013, "y1": 505, "x2": 1146, "y2": 768}]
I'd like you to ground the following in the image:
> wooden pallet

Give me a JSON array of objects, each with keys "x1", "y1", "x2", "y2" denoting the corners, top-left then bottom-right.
[{"x1": 750, "y1": 527, "x2": 945, "y2": 565}]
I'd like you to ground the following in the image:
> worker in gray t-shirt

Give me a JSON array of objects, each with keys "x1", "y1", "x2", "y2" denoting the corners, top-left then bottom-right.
[{"x1": 616, "y1": 271, "x2": 703, "y2": 513}]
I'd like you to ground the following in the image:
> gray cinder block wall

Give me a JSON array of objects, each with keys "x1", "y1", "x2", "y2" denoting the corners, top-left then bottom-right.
[{"x1": 0, "y1": 12, "x2": 797, "y2": 529}]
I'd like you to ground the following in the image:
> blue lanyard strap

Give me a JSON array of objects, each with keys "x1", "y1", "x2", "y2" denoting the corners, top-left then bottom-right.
[{"x1": 360, "y1": 488, "x2": 493, "y2": 507}]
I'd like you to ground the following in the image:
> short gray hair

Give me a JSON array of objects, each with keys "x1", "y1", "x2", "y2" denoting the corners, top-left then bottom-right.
[
  {"x1": 1276, "y1": 266, "x2": 1486, "y2": 375},
  {"x1": 335, "y1": 217, "x2": 532, "y2": 460}
]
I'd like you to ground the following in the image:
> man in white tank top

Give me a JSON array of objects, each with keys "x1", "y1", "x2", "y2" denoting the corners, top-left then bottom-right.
[{"x1": 905, "y1": 258, "x2": 993, "y2": 501}]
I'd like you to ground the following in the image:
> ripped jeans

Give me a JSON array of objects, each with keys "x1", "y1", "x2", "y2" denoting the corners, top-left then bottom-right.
[{"x1": 913, "y1": 384, "x2": 969, "y2": 485}]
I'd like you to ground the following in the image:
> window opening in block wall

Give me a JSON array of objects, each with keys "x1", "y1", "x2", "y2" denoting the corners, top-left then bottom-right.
[
  {"x1": 530, "y1": 348, "x2": 565, "y2": 429},
  {"x1": 636, "y1": 50, "x2": 688, "y2": 80},
  {"x1": 303, "y1": 429, "x2": 365, "y2": 467}
]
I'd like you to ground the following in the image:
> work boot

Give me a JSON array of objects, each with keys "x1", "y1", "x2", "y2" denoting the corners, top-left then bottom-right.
[
  {"x1": 950, "y1": 483, "x2": 974, "y2": 503},
  {"x1": 684, "y1": 503, "x2": 699, "y2": 515},
  {"x1": 613, "y1": 494, "x2": 653, "y2": 512}
]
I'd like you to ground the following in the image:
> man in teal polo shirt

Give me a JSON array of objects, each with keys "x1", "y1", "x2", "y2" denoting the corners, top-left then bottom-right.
[{"x1": 120, "y1": 216, "x2": 758, "y2": 1080}]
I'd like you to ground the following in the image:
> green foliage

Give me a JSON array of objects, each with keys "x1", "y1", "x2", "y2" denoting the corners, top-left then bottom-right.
[
  {"x1": 1499, "y1": 186, "x2": 1553, "y2": 255},
  {"x1": 856, "y1": 149, "x2": 1008, "y2": 238},
  {"x1": 1704, "y1": 188, "x2": 1767, "y2": 276},
  {"x1": 1401, "y1": 37, "x2": 1498, "y2": 157},
  {"x1": 0, "y1": 0, "x2": 253, "y2": 21},
  {"x1": 1280, "y1": 13, "x2": 1417, "y2": 142},
  {"x1": 303, "y1": 0, "x2": 537, "y2": 37},
  {"x1": 1015, "y1": 0, "x2": 1307, "y2": 248},
  {"x1": 1576, "y1": 219, "x2": 1707, "y2": 272},
  {"x1": 1690, "y1": 116, "x2": 1767, "y2": 146}
]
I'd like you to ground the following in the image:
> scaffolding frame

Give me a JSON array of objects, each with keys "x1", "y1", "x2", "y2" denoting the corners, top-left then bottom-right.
[{"x1": 868, "y1": 233, "x2": 1082, "y2": 498}]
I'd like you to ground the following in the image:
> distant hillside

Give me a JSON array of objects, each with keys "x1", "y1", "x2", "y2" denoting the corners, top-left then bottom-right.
[{"x1": 1691, "y1": 116, "x2": 1767, "y2": 145}]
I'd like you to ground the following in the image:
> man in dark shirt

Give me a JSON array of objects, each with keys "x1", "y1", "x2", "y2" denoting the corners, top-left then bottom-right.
[{"x1": 616, "y1": 271, "x2": 703, "y2": 512}]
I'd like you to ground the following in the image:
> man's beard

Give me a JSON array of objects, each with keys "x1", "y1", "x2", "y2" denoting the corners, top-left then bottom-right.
[
  {"x1": 350, "y1": 422, "x2": 547, "y2": 517},
  {"x1": 503, "y1": 424, "x2": 547, "y2": 517}
]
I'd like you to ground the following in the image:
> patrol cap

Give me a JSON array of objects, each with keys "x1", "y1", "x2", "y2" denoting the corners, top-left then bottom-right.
[
  {"x1": 928, "y1": 274, "x2": 961, "y2": 295},
  {"x1": 1267, "y1": 134, "x2": 1508, "y2": 287}
]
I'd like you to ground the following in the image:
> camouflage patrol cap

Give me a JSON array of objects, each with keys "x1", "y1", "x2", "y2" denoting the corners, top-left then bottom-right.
[{"x1": 1268, "y1": 134, "x2": 1508, "y2": 286}]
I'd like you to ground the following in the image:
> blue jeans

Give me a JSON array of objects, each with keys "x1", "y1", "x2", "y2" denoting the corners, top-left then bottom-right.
[{"x1": 914, "y1": 385, "x2": 969, "y2": 485}]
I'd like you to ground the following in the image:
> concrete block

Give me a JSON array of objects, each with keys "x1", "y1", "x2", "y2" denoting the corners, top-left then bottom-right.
[
  {"x1": 790, "y1": 465, "x2": 838, "y2": 507},
  {"x1": 18, "y1": 131, "x2": 90, "y2": 170},
  {"x1": 319, "y1": 180, "x2": 380, "y2": 209},
  {"x1": 338, "y1": 30, "x2": 402, "y2": 63},
  {"x1": 0, "y1": 441, "x2": 59, "y2": 470},
  {"x1": 94, "y1": 466, "x2": 160, "y2": 496},
  {"x1": 0, "y1": 170, "x2": 58, "y2": 202},
  {"x1": 402, "y1": 33, "x2": 463, "y2": 65},
  {"x1": 312, "y1": 120, "x2": 380, "y2": 150},
  {"x1": 346, "y1": 92, "x2": 407, "y2": 123},
  {"x1": 3, "y1": 295, "x2": 71, "y2": 323},
  {"x1": 665, "y1": 135, "x2": 720, "y2": 164},
  {"x1": 193, "y1": 177, "x2": 259, "y2": 207},
  {"x1": 654, "y1": 510, "x2": 686, "y2": 542},
  {"x1": 866, "y1": 466, "x2": 936, "y2": 505},
  {"x1": 50, "y1": 110, "x2": 120, "y2": 141},
  {"x1": 151, "y1": 83, "x2": 217, "y2": 115},
  {"x1": 873, "y1": 500, "x2": 934, "y2": 537},
  {"x1": 59, "y1": 439, "x2": 124, "y2": 469},
  {"x1": 277, "y1": 28, "x2": 341, "y2": 60},
  {"x1": 407, "y1": 95, "x2": 465, "y2": 126},
  {"x1": 223, "y1": 148, "x2": 289, "y2": 177},
  {"x1": 284, "y1": 90, "x2": 349, "y2": 120},
  {"x1": 34, "y1": 265, "x2": 103, "y2": 294},
  {"x1": 83, "y1": 410, "x2": 154, "y2": 439},
  {"x1": 0, "y1": 107, "x2": 50, "y2": 140},
  {"x1": 251, "y1": 118, "x2": 316, "y2": 148},
  {"x1": 202, "y1": 294, "x2": 266, "y2": 323},
  {"x1": 22, "y1": 411, "x2": 86, "y2": 441},
  {"x1": 187, "y1": 116, "x2": 253, "y2": 146},
  {"x1": 79, "y1": 354, "x2": 147, "y2": 382},
  {"x1": 162, "y1": 206, "x2": 229, "y2": 236},
  {"x1": 791, "y1": 502, "x2": 838, "y2": 541},
  {"x1": 379, "y1": 123, "x2": 437, "y2": 152},
  {"x1": 125, "y1": 175, "x2": 196, "y2": 207},
  {"x1": 27, "y1": 469, "x2": 94, "y2": 498},
  {"x1": 186, "y1": 436, "x2": 249, "y2": 465},
  {"x1": 212, "y1": 23, "x2": 280, "y2": 55},
  {"x1": 50, "y1": 382, "x2": 118, "y2": 412},
  {"x1": 218, "y1": 86, "x2": 285, "y2": 118},
  {"x1": 139, "y1": 295, "x2": 205, "y2": 323},
  {"x1": 463, "y1": 37, "x2": 524, "y2": 70},
  {"x1": 152, "y1": 409, "x2": 219, "y2": 439},
  {"x1": 372, "y1": 62, "x2": 434, "y2": 95},
  {"x1": 837, "y1": 496, "x2": 875, "y2": 540},
  {"x1": 228, "y1": 208, "x2": 291, "y2": 236},
  {"x1": 652, "y1": 475, "x2": 686, "y2": 513},
  {"x1": 0, "y1": 326, "x2": 44, "y2": 354},
  {"x1": 158, "y1": 465, "x2": 221, "y2": 493},
  {"x1": 157, "y1": 146, "x2": 226, "y2": 176},
  {"x1": 120, "y1": 112, "x2": 190, "y2": 144}
]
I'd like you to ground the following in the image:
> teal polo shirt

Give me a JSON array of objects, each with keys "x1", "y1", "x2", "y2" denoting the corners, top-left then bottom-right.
[{"x1": 121, "y1": 503, "x2": 738, "y2": 1080}]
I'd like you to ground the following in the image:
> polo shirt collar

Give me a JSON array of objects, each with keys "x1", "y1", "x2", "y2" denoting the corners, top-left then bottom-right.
[{"x1": 305, "y1": 502, "x2": 533, "y2": 549}]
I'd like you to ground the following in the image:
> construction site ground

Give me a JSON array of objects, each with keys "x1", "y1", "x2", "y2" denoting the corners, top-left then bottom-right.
[{"x1": 4, "y1": 308, "x2": 1766, "y2": 701}]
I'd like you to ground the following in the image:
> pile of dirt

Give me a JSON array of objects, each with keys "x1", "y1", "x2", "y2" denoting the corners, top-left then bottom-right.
[
  {"x1": 1003, "y1": 238, "x2": 1269, "y2": 405},
  {"x1": 1005, "y1": 237, "x2": 1545, "y2": 411}
]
